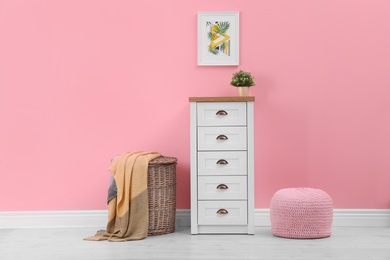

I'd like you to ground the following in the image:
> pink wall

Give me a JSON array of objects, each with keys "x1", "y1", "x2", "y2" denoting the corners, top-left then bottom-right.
[{"x1": 1, "y1": 0, "x2": 390, "y2": 211}]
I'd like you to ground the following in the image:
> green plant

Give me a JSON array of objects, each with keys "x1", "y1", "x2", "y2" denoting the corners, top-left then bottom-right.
[{"x1": 230, "y1": 70, "x2": 256, "y2": 87}]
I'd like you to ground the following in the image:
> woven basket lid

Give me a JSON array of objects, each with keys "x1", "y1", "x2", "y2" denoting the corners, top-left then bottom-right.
[{"x1": 149, "y1": 156, "x2": 177, "y2": 165}]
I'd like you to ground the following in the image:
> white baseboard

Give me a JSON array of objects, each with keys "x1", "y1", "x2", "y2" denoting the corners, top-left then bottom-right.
[
  {"x1": 254, "y1": 209, "x2": 390, "y2": 227},
  {"x1": 0, "y1": 210, "x2": 108, "y2": 229},
  {"x1": 0, "y1": 209, "x2": 389, "y2": 229}
]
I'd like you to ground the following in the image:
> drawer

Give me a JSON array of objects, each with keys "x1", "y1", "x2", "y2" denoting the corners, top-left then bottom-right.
[
  {"x1": 198, "y1": 201, "x2": 247, "y2": 225},
  {"x1": 198, "y1": 127, "x2": 247, "y2": 151},
  {"x1": 197, "y1": 102, "x2": 246, "y2": 126},
  {"x1": 198, "y1": 151, "x2": 247, "y2": 176},
  {"x1": 198, "y1": 176, "x2": 247, "y2": 200}
]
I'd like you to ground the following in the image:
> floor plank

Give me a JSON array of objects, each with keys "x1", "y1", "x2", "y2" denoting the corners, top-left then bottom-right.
[{"x1": 0, "y1": 227, "x2": 389, "y2": 259}]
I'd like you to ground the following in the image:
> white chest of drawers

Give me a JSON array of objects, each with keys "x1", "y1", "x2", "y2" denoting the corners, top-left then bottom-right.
[{"x1": 189, "y1": 97, "x2": 255, "y2": 234}]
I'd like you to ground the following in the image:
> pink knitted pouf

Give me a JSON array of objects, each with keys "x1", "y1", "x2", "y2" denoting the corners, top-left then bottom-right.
[{"x1": 270, "y1": 188, "x2": 333, "y2": 239}]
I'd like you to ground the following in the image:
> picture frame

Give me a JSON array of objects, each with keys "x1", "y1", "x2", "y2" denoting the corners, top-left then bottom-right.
[{"x1": 197, "y1": 12, "x2": 240, "y2": 66}]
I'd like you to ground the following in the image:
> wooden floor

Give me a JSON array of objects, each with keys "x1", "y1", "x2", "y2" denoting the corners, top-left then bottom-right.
[{"x1": 1, "y1": 226, "x2": 389, "y2": 259}]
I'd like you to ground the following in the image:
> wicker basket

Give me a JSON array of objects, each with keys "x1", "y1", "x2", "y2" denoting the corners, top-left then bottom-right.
[{"x1": 147, "y1": 156, "x2": 177, "y2": 236}]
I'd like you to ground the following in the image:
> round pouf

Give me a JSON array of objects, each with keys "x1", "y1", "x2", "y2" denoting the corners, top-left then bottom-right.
[{"x1": 270, "y1": 188, "x2": 333, "y2": 239}]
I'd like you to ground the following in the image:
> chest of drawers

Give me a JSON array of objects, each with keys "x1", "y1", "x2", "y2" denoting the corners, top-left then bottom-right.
[{"x1": 189, "y1": 97, "x2": 255, "y2": 234}]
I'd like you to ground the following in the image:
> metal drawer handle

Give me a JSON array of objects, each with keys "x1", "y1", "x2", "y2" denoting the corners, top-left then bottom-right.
[
  {"x1": 217, "y1": 209, "x2": 229, "y2": 214},
  {"x1": 216, "y1": 110, "x2": 228, "y2": 116},
  {"x1": 216, "y1": 159, "x2": 228, "y2": 165},
  {"x1": 216, "y1": 184, "x2": 229, "y2": 190},
  {"x1": 216, "y1": 135, "x2": 228, "y2": 140}
]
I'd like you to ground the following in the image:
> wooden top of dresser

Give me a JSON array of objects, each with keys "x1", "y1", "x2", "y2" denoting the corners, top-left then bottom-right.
[{"x1": 189, "y1": 96, "x2": 255, "y2": 102}]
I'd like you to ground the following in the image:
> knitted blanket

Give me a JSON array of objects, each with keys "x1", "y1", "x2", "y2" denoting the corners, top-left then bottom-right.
[{"x1": 84, "y1": 151, "x2": 161, "y2": 241}]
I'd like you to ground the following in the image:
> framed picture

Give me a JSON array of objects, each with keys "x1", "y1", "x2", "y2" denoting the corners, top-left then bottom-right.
[{"x1": 198, "y1": 12, "x2": 240, "y2": 66}]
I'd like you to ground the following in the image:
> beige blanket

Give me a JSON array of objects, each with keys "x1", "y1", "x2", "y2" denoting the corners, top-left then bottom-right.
[{"x1": 85, "y1": 151, "x2": 161, "y2": 241}]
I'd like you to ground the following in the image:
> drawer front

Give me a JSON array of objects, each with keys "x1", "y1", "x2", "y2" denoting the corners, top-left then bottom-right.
[
  {"x1": 198, "y1": 127, "x2": 247, "y2": 151},
  {"x1": 198, "y1": 176, "x2": 247, "y2": 200},
  {"x1": 198, "y1": 201, "x2": 248, "y2": 225},
  {"x1": 197, "y1": 102, "x2": 246, "y2": 126},
  {"x1": 198, "y1": 151, "x2": 247, "y2": 176}
]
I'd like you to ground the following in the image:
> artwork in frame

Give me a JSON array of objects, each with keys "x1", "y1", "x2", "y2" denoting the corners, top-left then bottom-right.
[{"x1": 198, "y1": 12, "x2": 239, "y2": 66}]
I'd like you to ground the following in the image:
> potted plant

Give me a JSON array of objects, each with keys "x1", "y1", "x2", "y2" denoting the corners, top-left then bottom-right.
[{"x1": 230, "y1": 70, "x2": 255, "y2": 96}]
